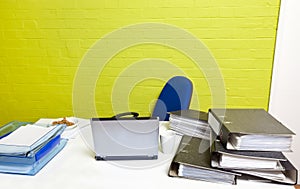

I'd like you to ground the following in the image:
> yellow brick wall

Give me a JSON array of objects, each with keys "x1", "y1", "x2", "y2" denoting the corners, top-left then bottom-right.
[{"x1": 0, "y1": 0, "x2": 280, "y2": 124}]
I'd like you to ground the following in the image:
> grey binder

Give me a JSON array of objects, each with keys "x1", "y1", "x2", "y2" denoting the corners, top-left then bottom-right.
[
  {"x1": 168, "y1": 136, "x2": 240, "y2": 185},
  {"x1": 208, "y1": 109, "x2": 295, "y2": 151},
  {"x1": 91, "y1": 117, "x2": 159, "y2": 160}
]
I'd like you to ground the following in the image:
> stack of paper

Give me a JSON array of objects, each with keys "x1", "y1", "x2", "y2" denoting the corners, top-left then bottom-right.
[
  {"x1": 211, "y1": 140, "x2": 286, "y2": 170},
  {"x1": 218, "y1": 153, "x2": 282, "y2": 170},
  {"x1": 178, "y1": 164, "x2": 237, "y2": 185},
  {"x1": 0, "y1": 124, "x2": 67, "y2": 175},
  {"x1": 169, "y1": 109, "x2": 210, "y2": 140},
  {"x1": 230, "y1": 134, "x2": 293, "y2": 151}
]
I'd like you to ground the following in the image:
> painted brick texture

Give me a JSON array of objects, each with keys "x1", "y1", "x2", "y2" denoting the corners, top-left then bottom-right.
[{"x1": 0, "y1": 0, "x2": 280, "y2": 124}]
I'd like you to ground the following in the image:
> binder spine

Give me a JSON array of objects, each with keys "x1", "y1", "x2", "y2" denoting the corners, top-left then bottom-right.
[
  {"x1": 208, "y1": 109, "x2": 230, "y2": 148},
  {"x1": 219, "y1": 125, "x2": 230, "y2": 149},
  {"x1": 208, "y1": 110, "x2": 221, "y2": 135}
]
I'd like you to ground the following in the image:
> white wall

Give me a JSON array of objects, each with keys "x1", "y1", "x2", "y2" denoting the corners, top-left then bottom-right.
[{"x1": 269, "y1": 0, "x2": 300, "y2": 184}]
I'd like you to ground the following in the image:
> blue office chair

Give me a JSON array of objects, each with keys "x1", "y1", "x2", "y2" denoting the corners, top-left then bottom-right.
[{"x1": 151, "y1": 76, "x2": 193, "y2": 121}]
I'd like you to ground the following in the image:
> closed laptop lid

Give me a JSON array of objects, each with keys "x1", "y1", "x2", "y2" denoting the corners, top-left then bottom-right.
[{"x1": 91, "y1": 117, "x2": 159, "y2": 160}]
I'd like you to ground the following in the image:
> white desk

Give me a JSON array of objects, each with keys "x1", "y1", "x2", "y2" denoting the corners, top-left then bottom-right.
[{"x1": 0, "y1": 121, "x2": 295, "y2": 189}]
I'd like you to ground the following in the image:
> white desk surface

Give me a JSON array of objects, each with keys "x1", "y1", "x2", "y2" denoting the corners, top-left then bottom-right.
[{"x1": 0, "y1": 121, "x2": 295, "y2": 189}]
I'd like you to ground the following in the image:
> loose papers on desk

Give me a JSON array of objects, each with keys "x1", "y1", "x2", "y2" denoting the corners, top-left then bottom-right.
[{"x1": 0, "y1": 124, "x2": 65, "y2": 156}]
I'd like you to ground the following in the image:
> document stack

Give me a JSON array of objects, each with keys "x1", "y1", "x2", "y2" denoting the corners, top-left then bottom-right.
[
  {"x1": 208, "y1": 108, "x2": 298, "y2": 185},
  {"x1": 0, "y1": 122, "x2": 67, "y2": 175},
  {"x1": 169, "y1": 109, "x2": 210, "y2": 140}
]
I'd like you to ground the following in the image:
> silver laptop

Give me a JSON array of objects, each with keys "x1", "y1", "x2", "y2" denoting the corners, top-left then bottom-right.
[{"x1": 91, "y1": 117, "x2": 159, "y2": 160}]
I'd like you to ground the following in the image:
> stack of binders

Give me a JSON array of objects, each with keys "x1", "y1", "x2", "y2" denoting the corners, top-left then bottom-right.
[
  {"x1": 0, "y1": 122, "x2": 67, "y2": 175},
  {"x1": 169, "y1": 109, "x2": 210, "y2": 140},
  {"x1": 208, "y1": 108, "x2": 298, "y2": 185}
]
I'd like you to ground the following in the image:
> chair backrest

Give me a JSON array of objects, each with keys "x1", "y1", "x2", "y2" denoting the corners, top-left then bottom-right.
[{"x1": 151, "y1": 76, "x2": 193, "y2": 121}]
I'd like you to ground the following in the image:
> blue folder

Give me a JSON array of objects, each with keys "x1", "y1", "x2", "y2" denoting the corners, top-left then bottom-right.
[
  {"x1": 0, "y1": 135, "x2": 61, "y2": 165},
  {"x1": 0, "y1": 124, "x2": 66, "y2": 156},
  {"x1": 0, "y1": 138, "x2": 67, "y2": 175}
]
